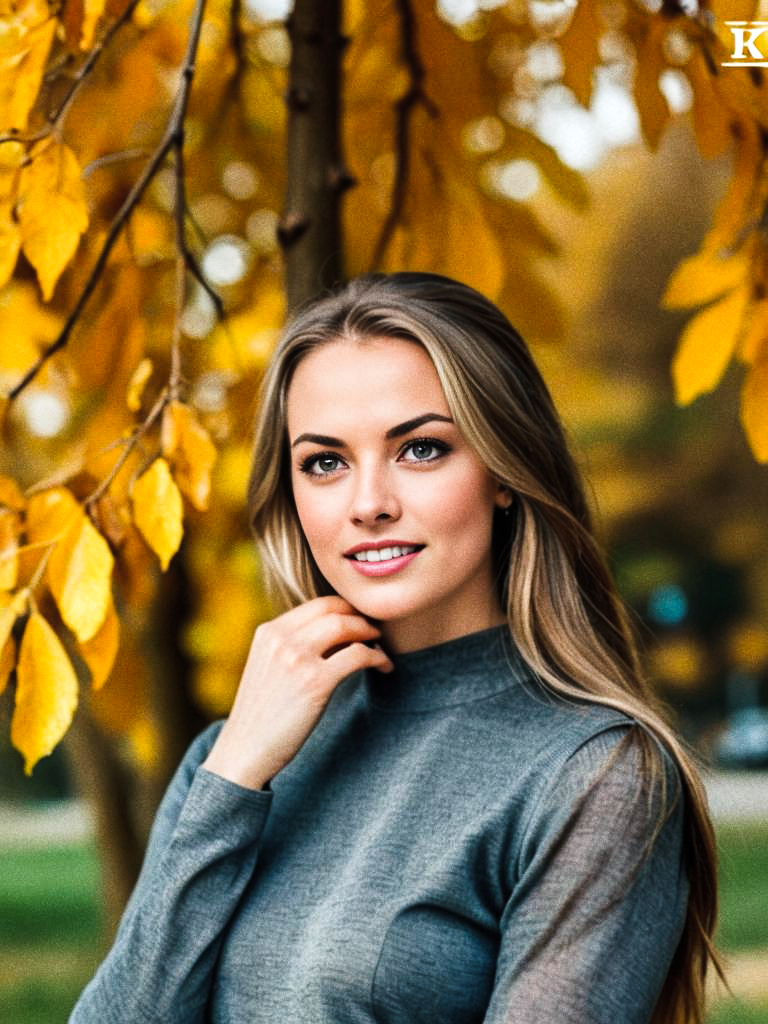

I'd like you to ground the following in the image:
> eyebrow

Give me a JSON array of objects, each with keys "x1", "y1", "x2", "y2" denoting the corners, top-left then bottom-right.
[{"x1": 290, "y1": 412, "x2": 454, "y2": 449}]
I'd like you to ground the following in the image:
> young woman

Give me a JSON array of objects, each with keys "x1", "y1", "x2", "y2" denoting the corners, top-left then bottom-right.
[{"x1": 71, "y1": 272, "x2": 721, "y2": 1024}]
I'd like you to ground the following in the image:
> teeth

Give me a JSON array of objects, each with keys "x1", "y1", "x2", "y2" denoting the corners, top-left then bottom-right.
[{"x1": 353, "y1": 545, "x2": 418, "y2": 562}]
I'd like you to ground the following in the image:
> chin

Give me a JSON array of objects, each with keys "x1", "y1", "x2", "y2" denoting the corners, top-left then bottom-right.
[{"x1": 329, "y1": 582, "x2": 424, "y2": 624}]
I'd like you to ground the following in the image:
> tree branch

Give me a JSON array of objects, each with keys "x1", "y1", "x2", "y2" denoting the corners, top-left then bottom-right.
[
  {"x1": 369, "y1": 0, "x2": 438, "y2": 271},
  {"x1": 281, "y1": 0, "x2": 347, "y2": 311},
  {"x1": 0, "y1": 0, "x2": 143, "y2": 148},
  {"x1": 8, "y1": 0, "x2": 216, "y2": 404}
]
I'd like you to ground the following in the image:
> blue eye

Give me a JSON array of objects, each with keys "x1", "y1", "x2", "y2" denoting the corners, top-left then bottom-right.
[
  {"x1": 300, "y1": 453, "x2": 344, "y2": 476},
  {"x1": 400, "y1": 438, "x2": 451, "y2": 463}
]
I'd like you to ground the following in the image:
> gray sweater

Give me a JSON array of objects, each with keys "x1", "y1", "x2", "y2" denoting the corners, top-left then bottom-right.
[{"x1": 70, "y1": 625, "x2": 688, "y2": 1023}]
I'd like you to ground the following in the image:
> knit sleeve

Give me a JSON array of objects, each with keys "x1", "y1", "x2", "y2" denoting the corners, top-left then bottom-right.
[
  {"x1": 69, "y1": 722, "x2": 273, "y2": 1024},
  {"x1": 483, "y1": 724, "x2": 689, "y2": 1024}
]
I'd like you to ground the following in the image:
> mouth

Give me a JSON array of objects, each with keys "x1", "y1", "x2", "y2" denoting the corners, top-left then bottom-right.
[
  {"x1": 345, "y1": 543, "x2": 424, "y2": 563},
  {"x1": 343, "y1": 542, "x2": 425, "y2": 577}
]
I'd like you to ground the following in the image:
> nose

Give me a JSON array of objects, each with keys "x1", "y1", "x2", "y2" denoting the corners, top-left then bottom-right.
[{"x1": 349, "y1": 460, "x2": 400, "y2": 526}]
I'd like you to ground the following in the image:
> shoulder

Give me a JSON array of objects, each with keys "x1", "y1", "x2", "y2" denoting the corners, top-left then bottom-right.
[{"x1": 516, "y1": 717, "x2": 685, "y2": 874}]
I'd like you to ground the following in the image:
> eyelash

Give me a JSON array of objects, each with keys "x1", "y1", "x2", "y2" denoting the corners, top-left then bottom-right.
[{"x1": 298, "y1": 437, "x2": 452, "y2": 476}]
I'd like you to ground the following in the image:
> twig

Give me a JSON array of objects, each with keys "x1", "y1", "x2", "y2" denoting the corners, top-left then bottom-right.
[
  {"x1": 8, "y1": 0, "x2": 215, "y2": 403},
  {"x1": 83, "y1": 148, "x2": 150, "y2": 178},
  {"x1": 0, "y1": 0, "x2": 143, "y2": 148},
  {"x1": 230, "y1": 0, "x2": 248, "y2": 83},
  {"x1": 369, "y1": 0, "x2": 438, "y2": 270},
  {"x1": 85, "y1": 387, "x2": 169, "y2": 508}
]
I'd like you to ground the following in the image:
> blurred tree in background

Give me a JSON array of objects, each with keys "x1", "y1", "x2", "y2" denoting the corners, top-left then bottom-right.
[{"x1": 2, "y1": 0, "x2": 768, "y2": 928}]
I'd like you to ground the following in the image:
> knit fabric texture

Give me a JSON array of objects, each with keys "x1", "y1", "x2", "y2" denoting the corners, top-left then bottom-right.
[{"x1": 70, "y1": 624, "x2": 688, "y2": 1023}]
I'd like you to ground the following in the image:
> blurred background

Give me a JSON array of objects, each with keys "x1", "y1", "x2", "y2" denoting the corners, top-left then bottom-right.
[{"x1": 1, "y1": 0, "x2": 767, "y2": 1020}]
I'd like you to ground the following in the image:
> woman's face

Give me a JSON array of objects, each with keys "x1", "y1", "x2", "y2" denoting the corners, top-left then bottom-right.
[{"x1": 286, "y1": 337, "x2": 508, "y2": 652}]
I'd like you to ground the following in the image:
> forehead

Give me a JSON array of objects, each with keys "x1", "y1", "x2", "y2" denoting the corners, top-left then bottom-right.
[{"x1": 286, "y1": 338, "x2": 450, "y2": 434}]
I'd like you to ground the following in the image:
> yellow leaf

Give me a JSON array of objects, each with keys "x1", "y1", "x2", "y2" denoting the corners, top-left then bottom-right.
[
  {"x1": 80, "y1": 0, "x2": 107, "y2": 51},
  {"x1": 126, "y1": 357, "x2": 153, "y2": 412},
  {"x1": 26, "y1": 487, "x2": 81, "y2": 546},
  {"x1": 739, "y1": 300, "x2": 768, "y2": 365},
  {"x1": 0, "y1": 200, "x2": 21, "y2": 288},
  {"x1": 48, "y1": 513, "x2": 114, "y2": 643},
  {"x1": 11, "y1": 612, "x2": 79, "y2": 775},
  {"x1": 0, "y1": 629, "x2": 15, "y2": 696},
  {"x1": 0, "y1": 475, "x2": 25, "y2": 510},
  {"x1": 132, "y1": 458, "x2": 184, "y2": 570},
  {"x1": 633, "y1": 21, "x2": 669, "y2": 151},
  {"x1": 0, "y1": 282, "x2": 61, "y2": 374},
  {"x1": 0, "y1": 587, "x2": 28, "y2": 668},
  {"x1": 663, "y1": 248, "x2": 749, "y2": 310},
  {"x1": 161, "y1": 401, "x2": 218, "y2": 512},
  {"x1": 741, "y1": 352, "x2": 768, "y2": 462},
  {"x1": 18, "y1": 140, "x2": 90, "y2": 301},
  {"x1": 672, "y1": 286, "x2": 749, "y2": 405},
  {"x1": 0, "y1": 507, "x2": 19, "y2": 590},
  {"x1": 559, "y1": 0, "x2": 602, "y2": 107},
  {"x1": 79, "y1": 595, "x2": 119, "y2": 689},
  {"x1": 0, "y1": 16, "x2": 56, "y2": 133}
]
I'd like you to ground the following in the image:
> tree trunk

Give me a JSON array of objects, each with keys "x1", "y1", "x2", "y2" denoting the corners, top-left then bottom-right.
[{"x1": 281, "y1": 0, "x2": 349, "y2": 311}]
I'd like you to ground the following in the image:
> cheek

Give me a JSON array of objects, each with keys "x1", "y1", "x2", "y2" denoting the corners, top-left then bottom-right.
[
  {"x1": 421, "y1": 467, "x2": 497, "y2": 534},
  {"x1": 292, "y1": 484, "x2": 338, "y2": 561}
]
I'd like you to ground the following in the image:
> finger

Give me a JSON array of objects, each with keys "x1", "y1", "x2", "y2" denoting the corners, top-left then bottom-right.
[
  {"x1": 300, "y1": 611, "x2": 382, "y2": 658},
  {"x1": 324, "y1": 641, "x2": 394, "y2": 681},
  {"x1": 274, "y1": 595, "x2": 359, "y2": 632}
]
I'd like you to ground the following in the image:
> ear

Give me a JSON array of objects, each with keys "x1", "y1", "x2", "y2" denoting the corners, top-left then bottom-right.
[{"x1": 494, "y1": 486, "x2": 513, "y2": 510}]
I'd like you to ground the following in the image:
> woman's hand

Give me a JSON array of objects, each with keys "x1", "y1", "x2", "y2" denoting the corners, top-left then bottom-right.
[{"x1": 201, "y1": 596, "x2": 393, "y2": 790}]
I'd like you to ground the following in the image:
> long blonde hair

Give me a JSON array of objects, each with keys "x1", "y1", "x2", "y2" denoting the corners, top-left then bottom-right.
[{"x1": 248, "y1": 272, "x2": 722, "y2": 1022}]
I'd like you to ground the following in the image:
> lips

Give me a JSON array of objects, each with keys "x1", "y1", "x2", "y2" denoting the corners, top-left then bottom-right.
[
  {"x1": 343, "y1": 541, "x2": 425, "y2": 577},
  {"x1": 348, "y1": 544, "x2": 421, "y2": 563}
]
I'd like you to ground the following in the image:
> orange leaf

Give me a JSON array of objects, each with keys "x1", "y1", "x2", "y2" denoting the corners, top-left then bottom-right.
[
  {"x1": 559, "y1": 0, "x2": 602, "y2": 108},
  {"x1": 18, "y1": 140, "x2": 89, "y2": 300},
  {"x1": 672, "y1": 287, "x2": 749, "y2": 405},
  {"x1": 686, "y1": 50, "x2": 733, "y2": 160},
  {"x1": 11, "y1": 612, "x2": 79, "y2": 775},
  {"x1": 633, "y1": 21, "x2": 670, "y2": 151}
]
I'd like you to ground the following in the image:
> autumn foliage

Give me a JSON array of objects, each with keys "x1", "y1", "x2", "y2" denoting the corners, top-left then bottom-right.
[{"x1": 1, "y1": 0, "x2": 768, "y2": 793}]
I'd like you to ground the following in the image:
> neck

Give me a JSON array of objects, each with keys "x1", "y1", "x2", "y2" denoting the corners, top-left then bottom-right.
[{"x1": 380, "y1": 600, "x2": 507, "y2": 655}]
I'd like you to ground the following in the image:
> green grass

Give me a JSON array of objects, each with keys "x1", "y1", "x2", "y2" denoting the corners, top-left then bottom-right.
[
  {"x1": 716, "y1": 821, "x2": 768, "y2": 952},
  {"x1": 0, "y1": 844, "x2": 103, "y2": 1024},
  {"x1": 0, "y1": 821, "x2": 766, "y2": 1024}
]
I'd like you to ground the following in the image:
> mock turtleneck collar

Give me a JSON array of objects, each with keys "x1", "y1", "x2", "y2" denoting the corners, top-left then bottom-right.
[{"x1": 365, "y1": 624, "x2": 528, "y2": 712}]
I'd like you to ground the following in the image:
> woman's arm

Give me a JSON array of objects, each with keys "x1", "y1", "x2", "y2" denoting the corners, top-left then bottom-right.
[
  {"x1": 69, "y1": 596, "x2": 393, "y2": 1023},
  {"x1": 69, "y1": 724, "x2": 273, "y2": 1023},
  {"x1": 484, "y1": 724, "x2": 689, "y2": 1024}
]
